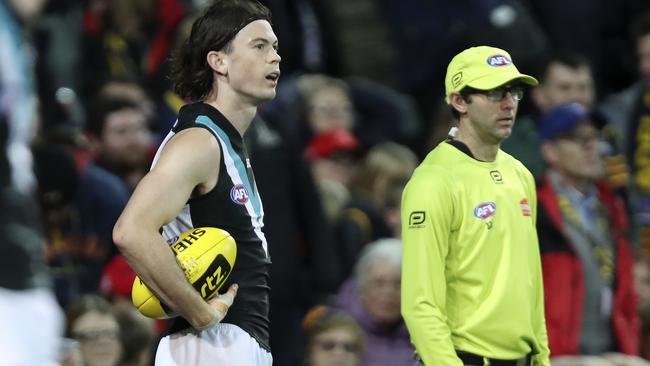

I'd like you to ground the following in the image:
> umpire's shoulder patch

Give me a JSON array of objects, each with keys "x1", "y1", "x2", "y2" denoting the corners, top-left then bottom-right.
[{"x1": 408, "y1": 211, "x2": 426, "y2": 228}]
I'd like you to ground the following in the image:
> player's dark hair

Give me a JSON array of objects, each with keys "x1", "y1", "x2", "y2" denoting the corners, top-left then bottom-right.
[{"x1": 170, "y1": 0, "x2": 272, "y2": 101}]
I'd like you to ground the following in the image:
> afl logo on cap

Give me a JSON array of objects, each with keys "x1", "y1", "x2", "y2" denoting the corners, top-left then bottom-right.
[
  {"x1": 486, "y1": 55, "x2": 511, "y2": 67},
  {"x1": 230, "y1": 184, "x2": 249, "y2": 205}
]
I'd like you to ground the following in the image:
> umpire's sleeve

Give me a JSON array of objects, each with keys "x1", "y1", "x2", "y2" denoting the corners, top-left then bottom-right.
[{"x1": 401, "y1": 166, "x2": 463, "y2": 366}]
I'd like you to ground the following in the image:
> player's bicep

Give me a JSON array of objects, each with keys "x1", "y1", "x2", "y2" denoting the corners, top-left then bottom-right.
[
  {"x1": 124, "y1": 170, "x2": 192, "y2": 230},
  {"x1": 122, "y1": 128, "x2": 220, "y2": 230}
]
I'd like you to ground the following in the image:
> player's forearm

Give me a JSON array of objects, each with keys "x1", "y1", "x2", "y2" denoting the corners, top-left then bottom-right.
[{"x1": 113, "y1": 221, "x2": 215, "y2": 328}]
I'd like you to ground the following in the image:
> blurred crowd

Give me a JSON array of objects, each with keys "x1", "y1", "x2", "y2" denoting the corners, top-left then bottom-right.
[{"x1": 3, "y1": 0, "x2": 650, "y2": 365}]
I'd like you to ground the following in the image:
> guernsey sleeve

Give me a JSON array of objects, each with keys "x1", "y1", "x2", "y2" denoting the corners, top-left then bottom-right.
[{"x1": 400, "y1": 166, "x2": 464, "y2": 366}]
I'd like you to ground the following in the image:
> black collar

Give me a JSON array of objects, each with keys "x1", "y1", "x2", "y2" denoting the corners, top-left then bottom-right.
[{"x1": 446, "y1": 139, "x2": 475, "y2": 159}]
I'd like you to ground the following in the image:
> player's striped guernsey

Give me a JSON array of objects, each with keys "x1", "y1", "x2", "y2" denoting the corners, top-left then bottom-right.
[
  {"x1": 401, "y1": 141, "x2": 550, "y2": 366},
  {"x1": 154, "y1": 102, "x2": 271, "y2": 351}
]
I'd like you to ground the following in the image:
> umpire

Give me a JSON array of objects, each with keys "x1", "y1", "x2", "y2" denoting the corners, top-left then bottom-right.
[{"x1": 401, "y1": 46, "x2": 550, "y2": 366}]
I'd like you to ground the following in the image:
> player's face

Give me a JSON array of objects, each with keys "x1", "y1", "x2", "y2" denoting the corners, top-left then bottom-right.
[
  {"x1": 360, "y1": 262, "x2": 401, "y2": 325},
  {"x1": 463, "y1": 85, "x2": 520, "y2": 145},
  {"x1": 224, "y1": 20, "x2": 281, "y2": 103},
  {"x1": 309, "y1": 328, "x2": 361, "y2": 366},
  {"x1": 534, "y1": 63, "x2": 595, "y2": 112}
]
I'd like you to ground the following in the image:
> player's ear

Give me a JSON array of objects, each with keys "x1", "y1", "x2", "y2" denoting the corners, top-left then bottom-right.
[
  {"x1": 207, "y1": 51, "x2": 228, "y2": 76},
  {"x1": 450, "y1": 93, "x2": 468, "y2": 114}
]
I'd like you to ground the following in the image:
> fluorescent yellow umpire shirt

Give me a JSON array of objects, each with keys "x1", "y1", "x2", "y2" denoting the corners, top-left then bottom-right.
[{"x1": 401, "y1": 141, "x2": 550, "y2": 366}]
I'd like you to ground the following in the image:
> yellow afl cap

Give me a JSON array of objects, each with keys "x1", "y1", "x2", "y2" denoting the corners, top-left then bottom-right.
[{"x1": 444, "y1": 46, "x2": 538, "y2": 103}]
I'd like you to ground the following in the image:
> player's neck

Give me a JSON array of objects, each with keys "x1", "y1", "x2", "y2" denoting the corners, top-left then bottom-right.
[
  {"x1": 204, "y1": 91, "x2": 258, "y2": 137},
  {"x1": 454, "y1": 128, "x2": 500, "y2": 162}
]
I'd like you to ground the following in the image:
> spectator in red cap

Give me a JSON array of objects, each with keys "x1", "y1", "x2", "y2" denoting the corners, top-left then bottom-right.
[
  {"x1": 305, "y1": 128, "x2": 360, "y2": 188},
  {"x1": 304, "y1": 128, "x2": 360, "y2": 224},
  {"x1": 99, "y1": 255, "x2": 136, "y2": 302}
]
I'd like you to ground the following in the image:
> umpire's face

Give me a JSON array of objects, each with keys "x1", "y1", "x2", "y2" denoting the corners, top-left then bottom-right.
[{"x1": 452, "y1": 85, "x2": 519, "y2": 145}]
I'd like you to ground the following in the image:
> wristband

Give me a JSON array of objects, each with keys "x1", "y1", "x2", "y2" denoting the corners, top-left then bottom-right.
[{"x1": 195, "y1": 301, "x2": 229, "y2": 331}]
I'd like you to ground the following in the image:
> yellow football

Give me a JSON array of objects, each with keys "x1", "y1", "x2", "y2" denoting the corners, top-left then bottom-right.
[{"x1": 131, "y1": 227, "x2": 237, "y2": 319}]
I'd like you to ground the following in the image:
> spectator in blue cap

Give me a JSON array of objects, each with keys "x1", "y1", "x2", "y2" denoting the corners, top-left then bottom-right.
[
  {"x1": 539, "y1": 102, "x2": 598, "y2": 143},
  {"x1": 536, "y1": 103, "x2": 646, "y2": 364}
]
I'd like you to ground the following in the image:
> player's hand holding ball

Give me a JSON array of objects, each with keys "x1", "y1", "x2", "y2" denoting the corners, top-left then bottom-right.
[
  {"x1": 196, "y1": 283, "x2": 239, "y2": 330},
  {"x1": 131, "y1": 227, "x2": 238, "y2": 321}
]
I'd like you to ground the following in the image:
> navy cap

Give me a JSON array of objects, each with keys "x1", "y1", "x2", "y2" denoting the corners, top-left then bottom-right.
[{"x1": 538, "y1": 102, "x2": 591, "y2": 141}]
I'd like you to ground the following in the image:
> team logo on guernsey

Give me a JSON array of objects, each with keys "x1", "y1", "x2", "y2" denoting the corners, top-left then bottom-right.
[
  {"x1": 486, "y1": 54, "x2": 511, "y2": 67},
  {"x1": 520, "y1": 198, "x2": 531, "y2": 216},
  {"x1": 474, "y1": 202, "x2": 496, "y2": 220},
  {"x1": 230, "y1": 184, "x2": 249, "y2": 204}
]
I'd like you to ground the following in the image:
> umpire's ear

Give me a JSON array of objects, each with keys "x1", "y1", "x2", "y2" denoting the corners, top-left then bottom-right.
[
  {"x1": 207, "y1": 50, "x2": 228, "y2": 76},
  {"x1": 449, "y1": 93, "x2": 468, "y2": 115}
]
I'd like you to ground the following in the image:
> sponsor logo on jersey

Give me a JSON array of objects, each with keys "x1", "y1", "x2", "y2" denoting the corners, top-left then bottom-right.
[
  {"x1": 520, "y1": 198, "x2": 531, "y2": 216},
  {"x1": 230, "y1": 184, "x2": 249, "y2": 204},
  {"x1": 486, "y1": 54, "x2": 511, "y2": 67},
  {"x1": 490, "y1": 170, "x2": 503, "y2": 184},
  {"x1": 474, "y1": 202, "x2": 496, "y2": 220},
  {"x1": 408, "y1": 211, "x2": 426, "y2": 228}
]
